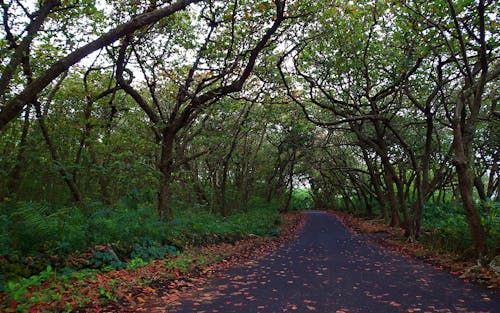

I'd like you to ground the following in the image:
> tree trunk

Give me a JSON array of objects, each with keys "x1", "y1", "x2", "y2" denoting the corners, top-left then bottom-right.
[
  {"x1": 282, "y1": 180, "x2": 293, "y2": 213},
  {"x1": 452, "y1": 114, "x2": 488, "y2": 259},
  {"x1": 395, "y1": 177, "x2": 409, "y2": 229},
  {"x1": 374, "y1": 172, "x2": 388, "y2": 220},
  {"x1": 266, "y1": 157, "x2": 285, "y2": 203},
  {"x1": 282, "y1": 151, "x2": 296, "y2": 213},
  {"x1": 219, "y1": 167, "x2": 230, "y2": 217},
  {"x1": 408, "y1": 173, "x2": 425, "y2": 241},
  {"x1": 158, "y1": 131, "x2": 175, "y2": 221},
  {"x1": 208, "y1": 164, "x2": 218, "y2": 214},
  {"x1": 383, "y1": 167, "x2": 400, "y2": 227},
  {"x1": 185, "y1": 162, "x2": 208, "y2": 204},
  {"x1": 486, "y1": 152, "x2": 498, "y2": 199},
  {"x1": 474, "y1": 175, "x2": 487, "y2": 202},
  {"x1": 363, "y1": 159, "x2": 385, "y2": 216},
  {"x1": 408, "y1": 108, "x2": 434, "y2": 240},
  {"x1": 359, "y1": 185, "x2": 372, "y2": 217}
]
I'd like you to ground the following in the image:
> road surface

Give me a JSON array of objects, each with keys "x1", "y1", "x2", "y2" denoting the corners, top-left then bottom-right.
[{"x1": 167, "y1": 211, "x2": 499, "y2": 313}]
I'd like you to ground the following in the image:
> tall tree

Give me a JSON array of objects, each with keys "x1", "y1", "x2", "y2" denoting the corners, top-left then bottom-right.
[
  {"x1": 404, "y1": 0, "x2": 499, "y2": 259},
  {"x1": 114, "y1": 0, "x2": 289, "y2": 220}
]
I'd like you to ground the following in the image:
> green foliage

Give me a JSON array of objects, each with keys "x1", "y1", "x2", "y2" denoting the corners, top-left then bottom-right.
[
  {"x1": 125, "y1": 257, "x2": 148, "y2": 269},
  {"x1": 422, "y1": 203, "x2": 471, "y2": 252},
  {"x1": 88, "y1": 250, "x2": 125, "y2": 270},
  {"x1": 0, "y1": 193, "x2": 282, "y2": 311},
  {"x1": 4, "y1": 267, "x2": 96, "y2": 311},
  {"x1": 131, "y1": 239, "x2": 178, "y2": 261},
  {"x1": 481, "y1": 201, "x2": 500, "y2": 251},
  {"x1": 165, "y1": 202, "x2": 281, "y2": 246},
  {"x1": 422, "y1": 202, "x2": 500, "y2": 254},
  {"x1": 0, "y1": 215, "x2": 9, "y2": 255},
  {"x1": 289, "y1": 189, "x2": 314, "y2": 211},
  {"x1": 5, "y1": 265, "x2": 56, "y2": 303},
  {"x1": 0, "y1": 196, "x2": 280, "y2": 284},
  {"x1": 0, "y1": 191, "x2": 154, "y2": 252}
]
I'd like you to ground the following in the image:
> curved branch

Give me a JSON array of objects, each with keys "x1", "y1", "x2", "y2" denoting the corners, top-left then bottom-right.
[{"x1": 0, "y1": 0, "x2": 200, "y2": 130}]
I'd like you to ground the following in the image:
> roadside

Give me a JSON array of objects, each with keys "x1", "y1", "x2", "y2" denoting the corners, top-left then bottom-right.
[{"x1": 1, "y1": 213, "x2": 305, "y2": 313}]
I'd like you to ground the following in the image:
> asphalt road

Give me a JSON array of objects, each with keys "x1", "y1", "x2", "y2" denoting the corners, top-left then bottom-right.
[{"x1": 167, "y1": 211, "x2": 499, "y2": 313}]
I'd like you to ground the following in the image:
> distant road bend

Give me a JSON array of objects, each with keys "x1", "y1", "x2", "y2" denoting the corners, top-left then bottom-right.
[{"x1": 167, "y1": 211, "x2": 500, "y2": 313}]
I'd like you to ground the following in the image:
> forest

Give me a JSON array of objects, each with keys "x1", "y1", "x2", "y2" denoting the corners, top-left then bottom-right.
[{"x1": 0, "y1": 0, "x2": 498, "y2": 311}]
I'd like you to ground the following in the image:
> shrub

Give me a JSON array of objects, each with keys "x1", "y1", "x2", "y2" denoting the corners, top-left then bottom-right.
[
  {"x1": 131, "y1": 239, "x2": 178, "y2": 261},
  {"x1": 0, "y1": 196, "x2": 281, "y2": 279},
  {"x1": 422, "y1": 202, "x2": 500, "y2": 255},
  {"x1": 289, "y1": 189, "x2": 313, "y2": 211},
  {"x1": 0, "y1": 214, "x2": 10, "y2": 256}
]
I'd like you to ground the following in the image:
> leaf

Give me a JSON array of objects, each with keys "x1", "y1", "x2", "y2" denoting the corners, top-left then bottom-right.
[
  {"x1": 137, "y1": 296, "x2": 146, "y2": 303},
  {"x1": 389, "y1": 301, "x2": 401, "y2": 307},
  {"x1": 9, "y1": 300, "x2": 18, "y2": 309}
]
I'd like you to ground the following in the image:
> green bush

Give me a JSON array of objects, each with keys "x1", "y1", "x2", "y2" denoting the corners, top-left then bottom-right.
[
  {"x1": 88, "y1": 250, "x2": 125, "y2": 270},
  {"x1": 0, "y1": 214, "x2": 10, "y2": 255},
  {"x1": 482, "y1": 201, "x2": 500, "y2": 252},
  {"x1": 165, "y1": 204, "x2": 280, "y2": 246},
  {"x1": 131, "y1": 239, "x2": 178, "y2": 261},
  {"x1": 289, "y1": 189, "x2": 314, "y2": 211},
  {"x1": 0, "y1": 195, "x2": 281, "y2": 279},
  {"x1": 422, "y1": 202, "x2": 500, "y2": 254}
]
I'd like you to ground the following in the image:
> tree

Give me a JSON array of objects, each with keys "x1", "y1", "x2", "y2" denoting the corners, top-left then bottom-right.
[
  {"x1": 0, "y1": 0, "x2": 201, "y2": 130},
  {"x1": 403, "y1": 0, "x2": 499, "y2": 259},
  {"x1": 113, "y1": 0, "x2": 288, "y2": 220},
  {"x1": 279, "y1": 0, "x2": 422, "y2": 228}
]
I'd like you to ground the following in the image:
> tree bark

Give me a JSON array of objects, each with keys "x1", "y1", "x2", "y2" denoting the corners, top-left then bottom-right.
[
  {"x1": 452, "y1": 98, "x2": 488, "y2": 259},
  {"x1": 282, "y1": 150, "x2": 296, "y2": 213},
  {"x1": 362, "y1": 149, "x2": 387, "y2": 220},
  {"x1": 185, "y1": 162, "x2": 208, "y2": 204},
  {"x1": 158, "y1": 130, "x2": 175, "y2": 221},
  {"x1": 383, "y1": 166, "x2": 400, "y2": 227}
]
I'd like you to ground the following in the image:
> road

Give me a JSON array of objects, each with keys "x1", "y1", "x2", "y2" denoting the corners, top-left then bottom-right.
[{"x1": 167, "y1": 211, "x2": 499, "y2": 312}]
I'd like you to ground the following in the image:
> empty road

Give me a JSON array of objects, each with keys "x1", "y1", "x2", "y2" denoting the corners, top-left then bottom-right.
[{"x1": 167, "y1": 211, "x2": 499, "y2": 313}]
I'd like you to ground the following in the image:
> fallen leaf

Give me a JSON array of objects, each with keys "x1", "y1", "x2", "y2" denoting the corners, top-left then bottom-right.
[{"x1": 137, "y1": 297, "x2": 146, "y2": 303}]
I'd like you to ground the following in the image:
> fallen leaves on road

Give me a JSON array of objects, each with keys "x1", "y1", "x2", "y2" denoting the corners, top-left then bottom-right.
[{"x1": 328, "y1": 210, "x2": 500, "y2": 289}]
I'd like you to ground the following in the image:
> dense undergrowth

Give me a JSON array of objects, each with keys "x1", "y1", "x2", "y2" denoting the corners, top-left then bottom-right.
[
  {"x1": 0, "y1": 193, "x2": 282, "y2": 291},
  {"x1": 0, "y1": 213, "x2": 304, "y2": 313},
  {"x1": 289, "y1": 189, "x2": 314, "y2": 211},
  {"x1": 421, "y1": 202, "x2": 500, "y2": 257},
  {"x1": 342, "y1": 199, "x2": 500, "y2": 258}
]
